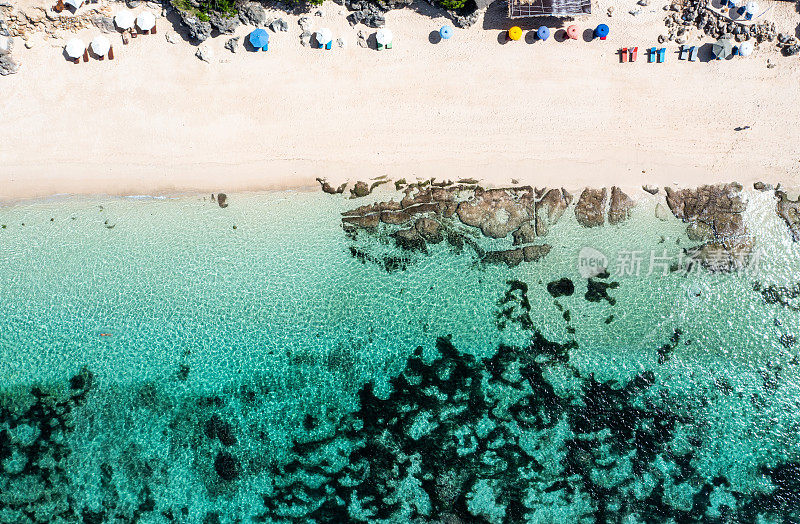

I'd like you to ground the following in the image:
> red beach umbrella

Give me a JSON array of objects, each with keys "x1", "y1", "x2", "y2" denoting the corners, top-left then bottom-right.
[{"x1": 566, "y1": 25, "x2": 579, "y2": 40}]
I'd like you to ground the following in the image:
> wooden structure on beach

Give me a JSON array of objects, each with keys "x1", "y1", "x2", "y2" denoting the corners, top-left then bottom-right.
[{"x1": 508, "y1": 0, "x2": 590, "y2": 18}]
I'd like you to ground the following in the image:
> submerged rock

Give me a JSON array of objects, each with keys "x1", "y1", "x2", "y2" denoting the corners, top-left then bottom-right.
[
  {"x1": 547, "y1": 278, "x2": 575, "y2": 298},
  {"x1": 214, "y1": 451, "x2": 240, "y2": 481},
  {"x1": 535, "y1": 188, "x2": 572, "y2": 236},
  {"x1": 414, "y1": 218, "x2": 443, "y2": 244},
  {"x1": 217, "y1": 193, "x2": 228, "y2": 208},
  {"x1": 456, "y1": 188, "x2": 535, "y2": 239}
]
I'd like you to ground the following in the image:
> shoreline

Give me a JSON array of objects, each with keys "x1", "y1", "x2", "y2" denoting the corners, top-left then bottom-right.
[{"x1": 3, "y1": 0, "x2": 800, "y2": 201}]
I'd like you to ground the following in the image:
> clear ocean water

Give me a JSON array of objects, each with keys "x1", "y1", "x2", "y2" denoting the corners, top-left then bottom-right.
[{"x1": 1, "y1": 189, "x2": 799, "y2": 523}]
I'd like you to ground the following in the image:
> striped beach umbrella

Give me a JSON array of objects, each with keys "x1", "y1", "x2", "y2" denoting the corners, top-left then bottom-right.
[
  {"x1": 64, "y1": 38, "x2": 85, "y2": 59},
  {"x1": 90, "y1": 35, "x2": 111, "y2": 56},
  {"x1": 114, "y1": 10, "x2": 135, "y2": 30},
  {"x1": 439, "y1": 25, "x2": 453, "y2": 39},
  {"x1": 136, "y1": 12, "x2": 156, "y2": 32}
]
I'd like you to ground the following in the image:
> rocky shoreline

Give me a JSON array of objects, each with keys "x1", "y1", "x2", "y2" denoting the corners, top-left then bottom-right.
[{"x1": 319, "y1": 178, "x2": 800, "y2": 272}]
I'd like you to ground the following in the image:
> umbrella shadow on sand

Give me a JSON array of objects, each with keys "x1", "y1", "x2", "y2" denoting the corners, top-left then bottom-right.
[{"x1": 429, "y1": 30, "x2": 442, "y2": 44}]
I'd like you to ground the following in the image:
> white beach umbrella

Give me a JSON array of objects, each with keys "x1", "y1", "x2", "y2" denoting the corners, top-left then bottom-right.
[
  {"x1": 64, "y1": 0, "x2": 84, "y2": 8},
  {"x1": 64, "y1": 38, "x2": 85, "y2": 59},
  {"x1": 114, "y1": 10, "x2": 135, "y2": 30},
  {"x1": 0, "y1": 35, "x2": 11, "y2": 56},
  {"x1": 136, "y1": 12, "x2": 156, "y2": 32},
  {"x1": 745, "y1": 0, "x2": 758, "y2": 13},
  {"x1": 376, "y1": 28, "x2": 393, "y2": 45},
  {"x1": 315, "y1": 28, "x2": 332, "y2": 45},
  {"x1": 91, "y1": 35, "x2": 111, "y2": 56},
  {"x1": 739, "y1": 40, "x2": 754, "y2": 56}
]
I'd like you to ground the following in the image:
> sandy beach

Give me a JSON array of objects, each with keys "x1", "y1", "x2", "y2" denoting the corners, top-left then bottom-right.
[{"x1": 1, "y1": 0, "x2": 799, "y2": 200}]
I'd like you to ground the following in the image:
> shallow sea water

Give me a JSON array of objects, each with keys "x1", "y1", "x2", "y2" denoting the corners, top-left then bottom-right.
[{"x1": 0, "y1": 189, "x2": 799, "y2": 523}]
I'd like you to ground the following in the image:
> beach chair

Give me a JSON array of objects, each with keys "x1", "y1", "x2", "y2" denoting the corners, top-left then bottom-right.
[
  {"x1": 620, "y1": 47, "x2": 628, "y2": 63},
  {"x1": 108, "y1": 46, "x2": 114, "y2": 60},
  {"x1": 386, "y1": 42, "x2": 392, "y2": 50},
  {"x1": 262, "y1": 43, "x2": 268, "y2": 52},
  {"x1": 325, "y1": 41, "x2": 332, "y2": 50},
  {"x1": 54, "y1": 0, "x2": 64, "y2": 12},
  {"x1": 131, "y1": 30, "x2": 138, "y2": 39},
  {"x1": 648, "y1": 47, "x2": 657, "y2": 63},
  {"x1": 657, "y1": 47, "x2": 666, "y2": 63},
  {"x1": 679, "y1": 45, "x2": 689, "y2": 60},
  {"x1": 122, "y1": 31, "x2": 130, "y2": 45},
  {"x1": 688, "y1": 45, "x2": 697, "y2": 61},
  {"x1": 83, "y1": 49, "x2": 89, "y2": 62},
  {"x1": 630, "y1": 47, "x2": 638, "y2": 62},
  {"x1": 151, "y1": 23, "x2": 157, "y2": 35},
  {"x1": 378, "y1": 42, "x2": 384, "y2": 51}
]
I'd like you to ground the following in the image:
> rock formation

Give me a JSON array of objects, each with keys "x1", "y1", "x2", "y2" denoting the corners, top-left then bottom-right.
[
  {"x1": 608, "y1": 187, "x2": 634, "y2": 225},
  {"x1": 776, "y1": 191, "x2": 800, "y2": 242},
  {"x1": 316, "y1": 178, "x2": 347, "y2": 195},
  {"x1": 178, "y1": 10, "x2": 212, "y2": 43},
  {"x1": 664, "y1": 183, "x2": 751, "y2": 272},
  {"x1": 575, "y1": 188, "x2": 607, "y2": 228}
]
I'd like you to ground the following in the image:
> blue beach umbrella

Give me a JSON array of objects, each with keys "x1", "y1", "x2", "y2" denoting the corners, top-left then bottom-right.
[
  {"x1": 594, "y1": 24, "x2": 609, "y2": 39},
  {"x1": 249, "y1": 28, "x2": 269, "y2": 50},
  {"x1": 536, "y1": 26, "x2": 550, "y2": 41},
  {"x1": 440, "y1": 25, "x2": 453, "y2": 39}
]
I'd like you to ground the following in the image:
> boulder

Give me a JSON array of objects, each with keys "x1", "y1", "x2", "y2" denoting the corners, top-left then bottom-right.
[
  {"x1": 224, "y1": 37, "x2": 239, "y2": 53},
  {"x1": 655, "y1": 203, "x2": 670, "y2": 221},
  {"x1": 535, "y1": 188, "x2": 572, "y2": 236},
  {"x1": 547, "y1": 278, "x2": 575, "y2": 297},
  {"x1": 776, "y1": 191, "x2": 800, "y2": 242},
  {"x1": 512, "y1": 222, "x2": 536, "y2": 245},
  {"x1": 300, "y1": 31, "x2": 312, "y2": 47},
  {"x1": 178, "y1": 10, "x2": 212, "y2": 43},
  {"x1": 209, "y1": 13, "x2": 240, "y2": 34},
  {"x1": 575, "y1": 188, "x2": 607, "y2": 227},
  {"x1": 350, "y1": 181, "x2": 371, "y2": 198},
  {"x1": 342, "y1": 214, "x2": 379, "y2": 228},
  {"x1": 238, "y1": 2, "x2": 267, "y2": 26},
  {"x1": 483, "y1": 248, "x2": 525, "y2": 267},
  {"x1": 608, "y1": 186, "x2": 634, "y2": 225},
  {"x1": 195, "y1": 45, "x2": 213, "y2": 62},
  {"x1": 642, "y1": 184, "x2": 659, "y2": 195},
  {"x1": 90, "y1": 16, "x2": 116, "y2": 34},
  {"x1": 217, "y1": 193, "x2": 228, "y2": 208},
  {"x1": 0, "y1": 54, "x2": 18, "y2": 76},
  {"x1": 380, "y1": 210, "x2": 411, "y2": 225},
  {"x1": 414, "y1": 218, "x2": 443, "y2": 244},
  {"x1": 686, "y1": 220, "x2": 714, "y2": 242},
  {"x1": 664, "y1": 183, "x2": 747, "y2": 240},
  {"x1": 269, "y1": 18, "x2": 288, "y2": 32},
  {"x1": 316, "y1": 178, "x2": 347, "y2": 194}
]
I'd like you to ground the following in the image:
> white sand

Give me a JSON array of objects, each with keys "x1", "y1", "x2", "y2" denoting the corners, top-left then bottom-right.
[{"x1": 1, "y1": 0, "x2": 799, "y2": 200}]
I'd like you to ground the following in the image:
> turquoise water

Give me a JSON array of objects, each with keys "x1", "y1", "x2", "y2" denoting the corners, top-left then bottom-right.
[{"x1": 0, "y1": 189, "x2": 799, "y2": 522}]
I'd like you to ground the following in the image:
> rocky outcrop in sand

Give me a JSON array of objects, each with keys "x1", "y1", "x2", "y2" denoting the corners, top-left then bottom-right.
[
  {"x1": 316, "y1": 178, "x2": 347, "y2": 195},
  {"x1": 178, "y1": 10, "x2": 212, "y2": 43},
  {"x1": 664, "y1": 183, "x2": 751, "y2": 272},
  {"x1": 575, "y1": 188, "x2": 607, "y2": 228},
  {"x1": 535, "y1": 188, "x2": 572, "y2": 236},
  {"x1": 776, "y1": 191, "x2": 800, "y2": 242}
]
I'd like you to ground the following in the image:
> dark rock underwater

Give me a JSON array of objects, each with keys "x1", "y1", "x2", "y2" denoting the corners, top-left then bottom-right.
[{"x1": 1, "y1": 279, "x2": 799, "y2": 523}]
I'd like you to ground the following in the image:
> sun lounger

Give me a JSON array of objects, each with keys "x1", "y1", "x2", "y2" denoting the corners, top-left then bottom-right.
[
  {"x1": 83, "y1": 49, "x2": 89, "y2": 62},
  {"x1": 688, "y1": 45, "x2": 697, "y2": 61},
  {"x1": 122, "y1": 31, "x2": 130, "y2": 45},
  {"x1": 325, "y1": 41, "x2": 332, "y2": 50},
  {"x1": 54, "y1": 0, "x2": 64, "y2": 12},
  {"x1": 648, "y1": 47, "x2": 657, "y2": 63},
  {"x1": 108, "y1": 46, "x2": 114, "y2": 60},
  {"x1": 657, "y1": 47, "x2": 666, "y2": 63},
  {"x1": 630, "y1": 47, "x2": 638, "y2": 62},
  {"x1": 386, "y1": 42, "x2": 392, "y2": 49},
  {"x1": 620, "y1": 47, "x2": 628, "y2": 63},
  {"x1": 151, "y1": 24, "x2": 157, "y2": 34},
  {"x1": 378, "y1": 43, "x2": 384, "y2": 51},
  {"x1": 679, "y1": 45, "x2": 689, "y2": 60}
]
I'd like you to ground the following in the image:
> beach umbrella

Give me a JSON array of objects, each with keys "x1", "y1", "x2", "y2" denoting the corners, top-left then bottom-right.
[
  {"x1": 594, "y1": 24, "x2": 609, "y2": 39},
  {"x1": 64, "y1": 0, "x2": 83, "y2": 8},
  {"x1": 249, "y1": 28, "x2": 269, "y2": 49},
  {"x1": 711, "y1": 37, "x2": 733, "y2": 59},
  {"x1": 745, "y1": 0, "x2": 758, "y2": 13},
  {"x1": 508, "y1": 26, "x2": 522, "y2": 41},
  {"x1": 566, "y1": 25, "x2": 579, "y2": 40},
  {"x1": 90, "y1": 35, "x2": 111, "y2": 56},
  {"x1": 537, "y1": 26, "x2": 550, "y2": 41},
  {"x1": 114, "y1": 10, "x2": 135, "y2": 31},
  {"x1": 439, "y1": 25, "x2": 453, "y2": 39},
  {"x1": 136, "y1": 12, "x2": 156, "y2": 32},
  {"x1": 376, "y1": 28, "x2": 393, "y2": 46},
  {"x1": 739, "y1": 40, "x2": 754, "y2": 56},
  {"x1": 315, "y1": 28, "x2": 332, "y2": 45},
  {"x1": 64, "y1": 38, "x2": 85, "y2": 59}
]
